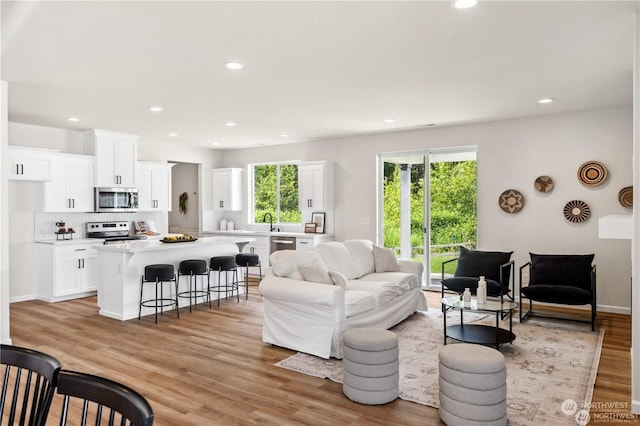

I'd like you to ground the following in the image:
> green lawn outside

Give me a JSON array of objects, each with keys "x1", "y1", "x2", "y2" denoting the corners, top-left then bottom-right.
[{"x1": 410, "y1": 255, "x2": 458, "y2": 275}]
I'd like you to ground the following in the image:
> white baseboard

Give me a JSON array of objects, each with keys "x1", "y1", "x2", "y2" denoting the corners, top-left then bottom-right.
[{"x1": 9, "y1": 294, "x2": 36, "y2": 303}]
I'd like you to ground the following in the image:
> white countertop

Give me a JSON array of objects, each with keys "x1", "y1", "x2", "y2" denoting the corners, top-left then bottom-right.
[
  {"x1": 203, "y1": 230, "x2": 334, "y2": 238},
  {"x1": 94, "y1": 236, "x2": 255, "y2": 253}
]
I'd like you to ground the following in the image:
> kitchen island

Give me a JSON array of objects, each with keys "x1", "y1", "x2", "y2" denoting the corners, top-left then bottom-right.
[{"x1": 95, "y1": 236, "x2": 254, "y2": 320}]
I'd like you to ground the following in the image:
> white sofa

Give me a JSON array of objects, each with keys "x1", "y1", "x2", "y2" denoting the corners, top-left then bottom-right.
[{"x1": 259, "y1": 240, "x2": 428, "y2": 359}]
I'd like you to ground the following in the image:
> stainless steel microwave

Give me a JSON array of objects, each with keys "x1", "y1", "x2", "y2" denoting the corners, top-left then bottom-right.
[{"x1": 94, "y1": 187, "x2": 138, "y2": 212}]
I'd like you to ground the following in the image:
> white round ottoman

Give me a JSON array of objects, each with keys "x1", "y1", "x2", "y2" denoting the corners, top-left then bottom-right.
[
  {"x1": 342, "y1": 328, "x2": 399, "y2": 405},
  {"x1": 438, "y1": 343, "x2": 507, "y2": 426}
]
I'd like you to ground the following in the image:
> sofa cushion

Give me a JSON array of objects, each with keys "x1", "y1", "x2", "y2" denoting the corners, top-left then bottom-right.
[
  {"x1": 529, "y1": 253, "x2": 594, "y2": 291},
  {"x1": 454, "y1": 246, "x2": 513, "y2": 283},
  {"x1": 359, "y1": 272, "x2": 420, "y2": 292},
  {"x1": 346, "y1": 280, "x2": 404, "y2": 307},
  {"x1": 328, "y1": 271, "x2": 349, "y2": 289},
  {"x1": 345, "y1": 290, "x2": 376, "y2": 317},
  {"x1": 343, "y1": 240, "x2": 375, "y2": 277},
  {"x1": 315, "y1": 242, "x2": 359, "y2": 279},
  {"x1": 270, "y1": 249, "x2": 327, "y2": 280},
  {"x1": 372, "y1": 245, "x2": 401, "y2": 273},
  {"x1": 299, "y1": 260, "x2": 332, "y2": 285}
]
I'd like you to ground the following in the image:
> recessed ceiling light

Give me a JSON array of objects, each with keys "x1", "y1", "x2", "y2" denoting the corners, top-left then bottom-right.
[
  {"x1": 224, "y1": 62, "x2": 244, "y2": 70},
  {"x1": 211, "y1": 142, "x2": 220, "y2": 146},
  {"x1": 280, "y1": 134, "x2": 289, "y2": 138},
  {"x1": 383, "y1": 118, "x2": 395, "y2": 123},
  {"x1": 67, "y1": 117, "x2": 80, "y2": 122},
  {"x1": 149, "y1": 106, "x2": 163, "y2": 112},
  {"x1": 225, "y1": 122, "x2": 237, "y2": 127},
  {"x1": 168, "y1": 133, "x2": 178, "y2": 137},
  {"x1": 453, "y1": 0, "x2": 477, "y2": 9},
  {"x1": 538, "y1": 98, "x2": 555, "y2": 104}
]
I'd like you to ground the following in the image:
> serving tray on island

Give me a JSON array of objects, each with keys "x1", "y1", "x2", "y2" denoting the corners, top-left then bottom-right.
[{"x1": 160, "y1": 238, "x2": 198, "y2": 243}]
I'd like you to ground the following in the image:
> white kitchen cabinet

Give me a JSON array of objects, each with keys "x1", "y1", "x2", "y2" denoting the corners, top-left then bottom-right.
[
  {"x1": 41, "y1": 154, "x2": 94, "y2": 212},
  {"x1": 36, "y1": 242, "x2": 99, "y2": 302},
  {"x1": 8, "y1": 146, "x2": 55, "y2": 181},
  {"x1": 213, "y1": 168, "x2": 243, "y2": 210},
  {"x1": 84, "y1": 129, "x2": 138, "y2": 187},
  {"x1": 137, "y1": 162, "x2": 174, "y2": 211},
  {"x1": 298, "y1": 161, "x2": 334, "y2": 212},
  {"x1": 296, "y1": 234, "x2": 334, "y2": 250}
]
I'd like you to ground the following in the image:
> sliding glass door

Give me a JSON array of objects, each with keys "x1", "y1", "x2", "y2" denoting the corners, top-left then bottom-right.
[{"x1": 378, "y1": 148, "x2": 477, "y2": 289}]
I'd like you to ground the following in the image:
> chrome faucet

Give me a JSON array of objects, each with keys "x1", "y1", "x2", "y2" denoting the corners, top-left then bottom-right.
[{"x1": 263, "y1": 213, "x2": 275, "y2": 232}]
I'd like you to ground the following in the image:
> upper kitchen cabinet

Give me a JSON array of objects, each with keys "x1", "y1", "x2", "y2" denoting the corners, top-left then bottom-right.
[
  {"x1": 83, "y1": 129, "x2": 138, "y2": 187},
  {"x1": 41, "y1": 154, "x2": 95, "y2": 212},
  {"x1": 8, "y1": 146, "x2": 55, "y2": 181},
  {"x1": 213, "y1": 168, "x2": 243, "y2": 211},
  {"x1": 298, "y1": 161, "x2": 334, "y2": 212},
  {"x1": 137, "y1": 161, "x2": 174, "y2": 211}
]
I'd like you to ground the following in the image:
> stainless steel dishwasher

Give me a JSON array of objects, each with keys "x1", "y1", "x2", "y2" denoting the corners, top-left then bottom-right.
[{"x1": 270, "y1": 236, "x2": 296, "y2": 254}]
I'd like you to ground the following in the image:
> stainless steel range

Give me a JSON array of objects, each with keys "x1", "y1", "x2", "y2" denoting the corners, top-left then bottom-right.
[{"x1": 85, "y1": 221, "x2": 147, "y2": 243}]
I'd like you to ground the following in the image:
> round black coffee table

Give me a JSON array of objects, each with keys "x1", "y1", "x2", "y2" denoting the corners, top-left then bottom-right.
[{"x1": 441, "y1": 295, "x2": 517, "y2": 349}]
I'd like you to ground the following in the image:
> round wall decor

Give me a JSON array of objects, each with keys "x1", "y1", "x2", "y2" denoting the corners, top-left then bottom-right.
[
  {"x1": 618, "y1": 186, "x2": 633, "y2": 208},
  {"x1": 499, "y1": 189, "x2": 524, "y2": 214},
  {"x1": 563, "y1": 200, "x2": 591, "y2": 223},
  {"x1": 534, "y1": 175, "x2": 554, "y2": 193},
  {"x1": 577, "y1": 161, "x2": 608, "y2": 186}
]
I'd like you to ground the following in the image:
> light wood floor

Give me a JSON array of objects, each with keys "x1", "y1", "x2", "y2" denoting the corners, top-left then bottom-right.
[{"x1": 7, "y1": 290, "x2": 631, "y2": 425}]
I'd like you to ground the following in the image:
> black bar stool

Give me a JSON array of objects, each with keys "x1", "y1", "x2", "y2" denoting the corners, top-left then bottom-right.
[
  {"x1": 178, "y1": 259, "x2": 210, "y2": 312},
  {"x1": 235, "y1": 253, "x2": 262, "y2": 300},
  {"x1": 139, "y1": 264, "x2": 179, "y2": 323},
  {"x1": 209, "y1": 256, "x2": 239, "y2": 306}
]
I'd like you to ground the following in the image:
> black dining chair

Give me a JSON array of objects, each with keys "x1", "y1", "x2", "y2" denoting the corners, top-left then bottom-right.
[
  {"x1": 0, "y1": 344, "x2": 61, "y2": 426},
  {"x1": 54, "y1": 370, "x2": 154, "y2": 426}
]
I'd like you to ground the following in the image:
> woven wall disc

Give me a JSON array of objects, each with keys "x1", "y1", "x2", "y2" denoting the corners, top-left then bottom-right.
[
  {"x1": 534, "y1": 175, "x2": 554, "y2": 193},
  {"x1": 577, "y1": 161, "x2": 607, "y2": 186},
  {"x1": 499, "y1": 189, "x2": 524, "y2": 214},
  {"x1": 563, "y1": 200, "x2": 591, "y2": 223},
  {"x1": 618, "y1": 186, "x2": 633, "y2": 208}
]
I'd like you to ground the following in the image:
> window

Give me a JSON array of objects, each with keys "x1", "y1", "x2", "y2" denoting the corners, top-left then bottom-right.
[{"x1": 252, "y1": 163, "x2": 301, "y2": 224}]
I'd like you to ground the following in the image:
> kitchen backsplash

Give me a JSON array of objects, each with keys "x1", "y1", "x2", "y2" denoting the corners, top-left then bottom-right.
[{"x1": 35, "y1": 211, "x2": 167, "y2": 240}]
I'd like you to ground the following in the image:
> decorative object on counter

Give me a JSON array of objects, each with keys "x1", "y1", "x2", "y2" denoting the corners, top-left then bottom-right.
[
  {"x1": 577, "y1": 160, "x2": 607, "y2": 186},
  {"x1": 618, "y1": 186, "x2": 633, "y2": 208},
  {"x1": 534, "y1": 175, "x2": 554, "y2": 193},
  {"x1": 54, "y1": 228, "x2": 75, "y2": 240},
  {"x1": 311, "y1": 212, "x2": 326, "y2": 233},
  {"x1": 55, "y1": 220, "x2": 66, "y2": 228},
  {"x1": 498, "y1": 189, "x2": 524, "y2": 213},
  {"x1": 227, "y1": 220, "x2": 235, "y2": 231},
  {"x1": 220, "y1": 219, "x2": 228, "y2": 231},
  {"x1": 161, "y1": 234, "x2": 197, "y2": 243},
  {"x1": 563, "y1": 200, "x2": 591, "y2": 223},
  {"x1": 304, "y1": 223, "x2": 317, "y2": 233},
  {"x1": 179, "y1": 192, "x2": 188, "y2": 214}
]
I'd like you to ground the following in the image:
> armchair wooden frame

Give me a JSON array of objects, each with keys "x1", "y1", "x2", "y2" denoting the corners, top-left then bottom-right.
[{"x1": 519, "y1": 262, "x2": 597, "y2": 331}]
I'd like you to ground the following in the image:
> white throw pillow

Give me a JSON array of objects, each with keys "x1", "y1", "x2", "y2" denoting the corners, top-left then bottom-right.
[
  {"x1": 298, "y1": 260, "x2": 332, "y2": 284},
  {"x1": 328, "y1": 271, "x2": 349, "y2": 289},
  {"x1": 372, "y1": 245, "x2": 401, "y2": 273}
]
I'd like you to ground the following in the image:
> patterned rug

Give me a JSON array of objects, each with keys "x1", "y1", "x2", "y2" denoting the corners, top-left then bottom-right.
[{"x1": 275, "y1": 309, "x2": 604, "y2": 425}]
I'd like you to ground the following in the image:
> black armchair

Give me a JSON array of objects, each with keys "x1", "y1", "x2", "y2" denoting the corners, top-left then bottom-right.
[
  {"x1": 441, "y1": 246, "x2": 515, "y2": 303},
  {"x1": 519, "y1": 253, "x2": 596, "y2": 331}
]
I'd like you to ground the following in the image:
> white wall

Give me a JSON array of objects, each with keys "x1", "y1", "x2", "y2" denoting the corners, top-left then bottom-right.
[
  {"x1": 1, "y1": 82, "x2": 11, "y2": 343},
  {"x1": 223, "y1": 106, "x2": 633, "y2": 312}
]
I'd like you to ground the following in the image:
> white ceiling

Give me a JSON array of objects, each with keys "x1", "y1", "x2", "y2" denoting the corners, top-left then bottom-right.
[{"x1": 1, "y1": 1, "x2": 637, "y2": 149}]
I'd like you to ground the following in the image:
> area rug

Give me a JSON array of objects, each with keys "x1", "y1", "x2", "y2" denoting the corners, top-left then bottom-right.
[{"x1": 275, "y1": 309, "x2": 604, "y2": 426}]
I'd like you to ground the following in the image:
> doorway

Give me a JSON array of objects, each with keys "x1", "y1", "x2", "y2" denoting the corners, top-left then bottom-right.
[
  {"x1": 377, "y1": 148, "x2": 477, "y2": 288},
  {"x1": 168, "y1": 162, "x2": 201, "y2": 235}
]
